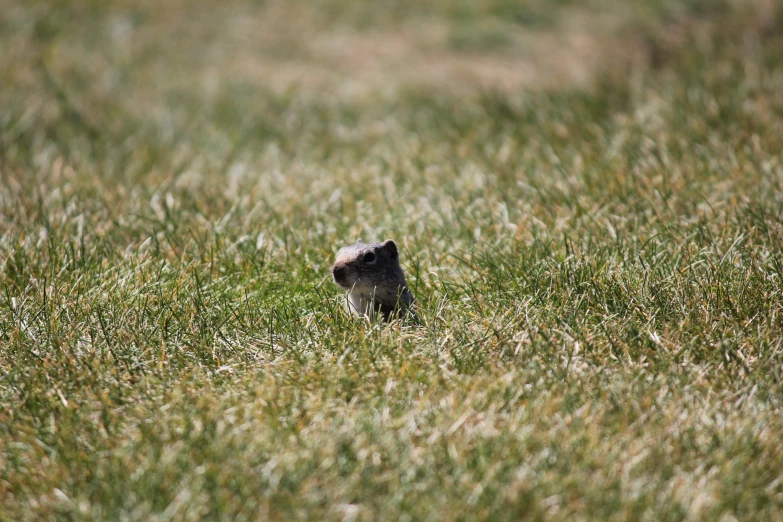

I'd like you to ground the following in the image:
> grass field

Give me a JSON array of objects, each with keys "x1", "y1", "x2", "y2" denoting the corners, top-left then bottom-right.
[{"x1": 2, "y1": 0, "x2": 783, "y2": 520}]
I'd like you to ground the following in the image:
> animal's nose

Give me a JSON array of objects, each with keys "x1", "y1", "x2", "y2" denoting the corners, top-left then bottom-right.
[{"x1": 332, "y1": 264, "x2": 346, "y2": 279}]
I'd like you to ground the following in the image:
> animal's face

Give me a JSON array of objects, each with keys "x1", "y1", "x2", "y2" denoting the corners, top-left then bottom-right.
[{"x1": 331, "y1": 239, "x2": 398, "y2": 291}]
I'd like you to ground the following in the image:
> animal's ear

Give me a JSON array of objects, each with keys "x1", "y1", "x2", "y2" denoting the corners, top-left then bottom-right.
[{"x1": 382, "y1": 239, "x2": 398, "y2": 258}]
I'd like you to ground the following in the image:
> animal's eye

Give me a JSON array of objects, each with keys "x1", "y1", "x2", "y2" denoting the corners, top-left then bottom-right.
[{"x1": 363, "y1": 252, "x2": 376, "y2": 263}]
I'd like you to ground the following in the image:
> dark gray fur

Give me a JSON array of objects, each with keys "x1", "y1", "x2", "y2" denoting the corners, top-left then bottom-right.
[{"x1": 331, "y1": 239, "x2": 414, "y2": 321}]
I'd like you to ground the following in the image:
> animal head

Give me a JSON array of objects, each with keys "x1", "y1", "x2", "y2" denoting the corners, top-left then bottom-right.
[{"x1": 331, "y1": 239, "x2": 401, "y2": 292}]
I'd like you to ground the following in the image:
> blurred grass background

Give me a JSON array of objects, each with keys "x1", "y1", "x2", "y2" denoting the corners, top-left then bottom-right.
[{"x1": 2, "y1": 0, "x2": 783, "y2": 520}]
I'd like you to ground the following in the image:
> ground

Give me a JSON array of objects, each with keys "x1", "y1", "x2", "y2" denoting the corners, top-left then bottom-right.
[{"x1": 2, "y1": 0, "x2": 783, "y2": 520}]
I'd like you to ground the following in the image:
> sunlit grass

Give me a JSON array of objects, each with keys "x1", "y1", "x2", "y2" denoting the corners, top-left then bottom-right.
[{"x1": 2, "y1": 0, "x2": 783, "y2": 520}]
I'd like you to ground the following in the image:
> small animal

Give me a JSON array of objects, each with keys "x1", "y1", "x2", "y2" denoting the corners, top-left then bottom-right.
[{"x1": 331, "y1": 239, "x2": 415, "y2": 321}]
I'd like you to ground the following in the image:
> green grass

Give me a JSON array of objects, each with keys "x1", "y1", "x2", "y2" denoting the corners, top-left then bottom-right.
[{"x1": 2, "y1": 0, "x2": 783, "y2": 520}]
